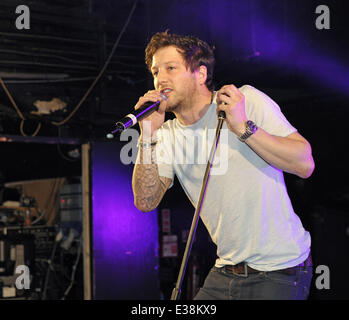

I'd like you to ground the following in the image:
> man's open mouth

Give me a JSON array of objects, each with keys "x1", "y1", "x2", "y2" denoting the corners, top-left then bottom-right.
[{"x1": 161, "y1": 88, "x2": 173, "y2": 97}]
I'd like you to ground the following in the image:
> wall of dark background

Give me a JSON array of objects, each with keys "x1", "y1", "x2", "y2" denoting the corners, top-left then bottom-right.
[{"x1": 0, "y1": 0, "x2": 348, "y2": 300}]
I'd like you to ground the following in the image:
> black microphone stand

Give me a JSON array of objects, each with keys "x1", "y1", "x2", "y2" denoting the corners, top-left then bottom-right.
[{"x1": 170, "y1": 111, "x2": 226, "y2": 300}]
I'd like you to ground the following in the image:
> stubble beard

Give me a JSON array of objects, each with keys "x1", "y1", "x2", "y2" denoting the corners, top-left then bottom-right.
[
  {"x1": 165, "y1": 83, "x2": 198, "y2": 114},
  {"x1": 164, "y1": 93, "x2": 184, "y2": 113},
  {"x1": 165, "y1": 100, "x2": 179, "y2": 113}
]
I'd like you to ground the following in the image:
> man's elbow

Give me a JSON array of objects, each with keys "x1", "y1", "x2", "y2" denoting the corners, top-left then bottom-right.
[
  {"x1": 134, "y1": 198, "x2": 157, "y2": 213},
  {"x1": 297, "y1": 140, "x2": 315, "y2": 179},
  {"x1": 298, "y1": 158, "x2": 315, "y2": 179}
]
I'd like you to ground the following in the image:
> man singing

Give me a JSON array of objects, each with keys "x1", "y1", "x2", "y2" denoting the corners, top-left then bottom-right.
[{"x1": 132, "y1": 31, "x2": 314, "y2": 300}]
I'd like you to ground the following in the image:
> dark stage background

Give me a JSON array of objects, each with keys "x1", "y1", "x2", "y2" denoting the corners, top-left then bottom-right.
[{"x1": 0, "y1": 0, "x2": 348, "y2": 300}]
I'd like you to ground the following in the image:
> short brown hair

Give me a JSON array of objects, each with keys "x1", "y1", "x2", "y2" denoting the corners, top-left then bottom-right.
[{"x1": 145, "y1": 31, "x2": 215, "y2": 91}]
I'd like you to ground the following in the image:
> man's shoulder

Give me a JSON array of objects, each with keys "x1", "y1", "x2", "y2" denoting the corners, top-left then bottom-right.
[
  {"x1": 239, "y1": 84, "x2": 278, "y2": 111},
  {"x1": 239, "y1": 84, "x2": 262, "y2": 97},
  {"x1": 239, "y1": 84, "x2": 254, "y2": 92}
]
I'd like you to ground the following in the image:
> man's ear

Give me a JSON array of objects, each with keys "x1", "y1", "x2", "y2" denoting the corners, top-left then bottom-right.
[{"x1": 197, "y1": 65, "x2": 207, "y2": 85}]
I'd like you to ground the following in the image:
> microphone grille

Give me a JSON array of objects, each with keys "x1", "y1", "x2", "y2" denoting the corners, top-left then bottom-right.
[{"x1": 160, "y1": 93, "x2": 167, "y2": 101}]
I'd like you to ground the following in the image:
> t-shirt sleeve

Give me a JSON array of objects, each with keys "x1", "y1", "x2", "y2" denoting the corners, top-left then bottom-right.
[{"x1": 242, "y1": 85, "x2": 297, "y2": 137}]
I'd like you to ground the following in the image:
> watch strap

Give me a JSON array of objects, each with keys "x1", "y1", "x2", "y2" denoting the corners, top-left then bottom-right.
[{"x1": 238, "y1": 120, "x2": 258, "y2": 142}]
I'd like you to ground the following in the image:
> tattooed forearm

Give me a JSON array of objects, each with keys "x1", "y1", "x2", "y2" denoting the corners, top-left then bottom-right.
[{"x1": 132, "y1": 145, "x2": 171, "y2": 212}]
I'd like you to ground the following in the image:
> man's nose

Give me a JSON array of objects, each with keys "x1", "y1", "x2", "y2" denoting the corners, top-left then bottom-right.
[
  {"x1": 157, "y1": 68, "x2": 169, "y2": 83},
  {"x1": 155, "y1": 71, "x2": 168, "y2": 89}
]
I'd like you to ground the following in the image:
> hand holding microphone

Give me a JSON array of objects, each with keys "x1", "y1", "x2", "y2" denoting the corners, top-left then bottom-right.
[
  {"x1": 135, "y1": 90, "x2": 168, "y2": 138},
  {"x1": 107, "y1": 90, "x2": 167, "y2": 139}
]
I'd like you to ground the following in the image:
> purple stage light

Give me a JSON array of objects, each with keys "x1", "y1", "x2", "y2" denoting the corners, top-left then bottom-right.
[{"x1": 91, "y1": 142, "x2": 160, "y2": 299}]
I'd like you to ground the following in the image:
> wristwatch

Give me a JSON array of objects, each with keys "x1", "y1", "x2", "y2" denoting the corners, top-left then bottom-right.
[
  {"x1": 137, "y1": 137, "x2": 158, "y2": 149},
  {"x1": 238, "y1": 120, "x2": 258, "y2": 142}
]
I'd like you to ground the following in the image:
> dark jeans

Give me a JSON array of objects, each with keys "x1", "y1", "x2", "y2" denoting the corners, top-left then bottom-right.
[{"x1": 194, "y1": 264, "x2": 313, "y2": 300}]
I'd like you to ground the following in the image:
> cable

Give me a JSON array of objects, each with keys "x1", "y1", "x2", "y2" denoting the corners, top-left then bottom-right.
[
  {"x1": 29, "y1": 201, "x2": 46, "y2": 225},
  {"x1": 0, "y1": 32, "x2": 144, "y2": 49},
  {"x1": 0, "y1": 60, "x2": 98, "y2": 71},
  {"x1": 61, "y1": 237, "x2": 82, "y2": 300},
  {"x1": 56, "y1": 143, "x2": 79, "y2": 162},
  {"x1": 3, "y1": 77, "x2": 95, "y2": 84},
  {"x1": 51, "y1": 0, "x2": 139, "y2": 127},
  {"x1": 30, "y1": 208, "x2": 45, "y2": 225},
  {"x1": 0, "y1": 49, "x2": 143, "y2": 66},
  {"x1": 0, "y1": 76, "x2": 42, "y2": 136},
  {"x1": 56, "y1": 127, "x2": 80, "y2": 162},
  {"x1": 0, "y1": 49, "x2": 97, "y2": 65},
  {"x1": 19, "y1": 119, "x2": 42, "y2": 137},
  {"x1": 0, "y1": 0, "x2": 138, "y2": 135},
  {"x1": 0, "y1": 77, "x2": 25, "y2": 120},
  {"x1": 42, "y1": 230, "x2": 62, "y2": 300}
]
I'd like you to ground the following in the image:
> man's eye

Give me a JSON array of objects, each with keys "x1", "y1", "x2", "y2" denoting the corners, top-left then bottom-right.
[
  {"x1": 153, "y1": 71, "x2": 158, "y2": 76},
  {"x1": 168, "y1": 66, "x2": 175, "y2": 70}
]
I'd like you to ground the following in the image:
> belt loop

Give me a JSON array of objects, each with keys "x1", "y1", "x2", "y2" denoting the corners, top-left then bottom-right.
[
  {"x1": 243, "y1": 263, "x2": 248, "y2": 278},
  {"x1": 303, "y1": 253, "x2": 311, "y2": 272},
  {"x1": 303, "y1": 259, "x2": 308, "y2": 272}
]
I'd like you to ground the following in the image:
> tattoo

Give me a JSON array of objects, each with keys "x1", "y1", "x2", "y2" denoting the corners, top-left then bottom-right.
[{"x1": 132, "y1": 145, "x2": 171, "y2": 211}]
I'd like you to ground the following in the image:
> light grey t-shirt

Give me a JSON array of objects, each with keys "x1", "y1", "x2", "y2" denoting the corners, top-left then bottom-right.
[{"x1": 153, "y1": 85, "x2": 311, "y2": 271}]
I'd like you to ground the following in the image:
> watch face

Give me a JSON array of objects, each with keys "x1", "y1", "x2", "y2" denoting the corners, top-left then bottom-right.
[{"x1": 247, "y1": 120, "x2": 257, "y2": 133}]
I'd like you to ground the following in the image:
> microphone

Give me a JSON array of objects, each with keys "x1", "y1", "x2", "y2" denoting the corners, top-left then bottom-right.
[
  {"x1": 106, "y1": 93, "x2": 167, "y2": 139},
  {"x1": 218, "y1": 110, "x2": 226, "y2": 119}
]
